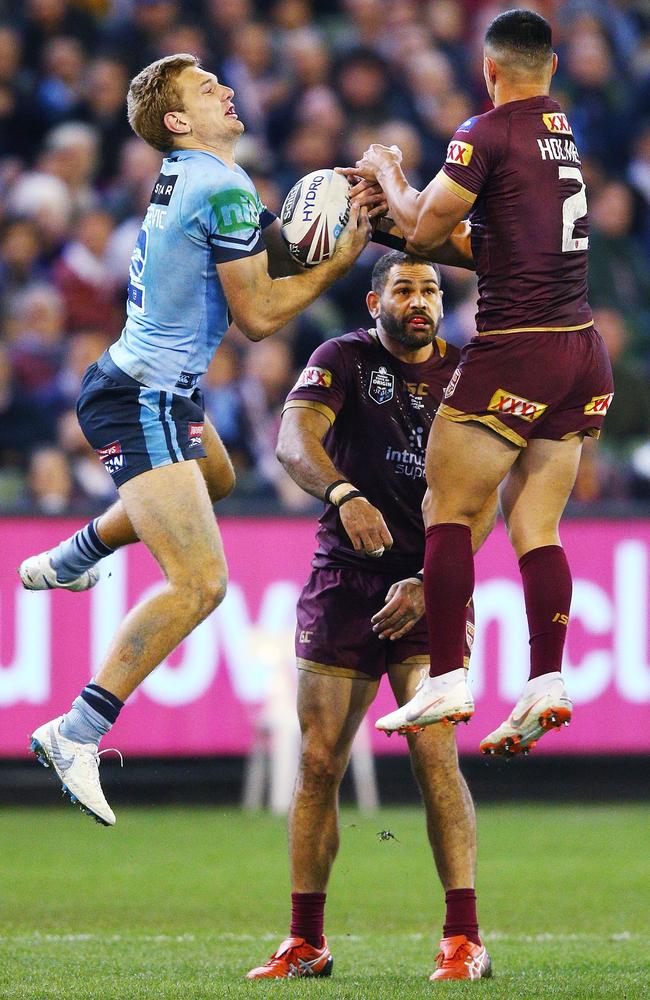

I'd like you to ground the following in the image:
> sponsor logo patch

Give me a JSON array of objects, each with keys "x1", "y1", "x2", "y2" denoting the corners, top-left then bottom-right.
[
  {"x1": 444, "y1": 367, "x2": 462, "y2": 399},
  {"x1": 446, "y1": 140, "x2": 473, "y2": 166},
  {"x1": 466, "y1": 620, "x2": 475, "y2": 652},
  {"x1": 369, "y1": 367, "x2": 394, "y2": 405},
  {"x1": 175, "y1": 371, "x2": 200, "y2": 390},
  {"x1": 542, "y1": 112, "x2": 573, "y2": 135},
  {"x1": 584, "y1": 393, "x2": 613, "y2": 415},
  {"x1": 487, "y1": 388, "x2": 548, "y2": 422},
  {"x1": 295, "y1": 366, "x2": 332, "y2": 390},
  {"x1": 97, "y1": 440, "x2": 125, "y2": 476},
  {"x1": 150, "y1": 173, "x2": 178, "y2": 206},
  {"x1": 188, "y1": 422, "x2": 204, "y2": 447},
  {"x1": 208, "y1": 188, "x2": 261, "y2": 233}
]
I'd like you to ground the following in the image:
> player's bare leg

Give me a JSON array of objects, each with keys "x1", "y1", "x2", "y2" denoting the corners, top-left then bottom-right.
[
  {"x1": 30, "y1": 460, "x2": 228, "y2": 825},
  {"x1": 247, "y1": 670, "x2": 377, "y2": 979},
  {"x1": 481, "y1": 436, "x2": 582, "y2": 755},
  {"x1": 377, "y1": 418, "x2": 519, "y2": 734},
  {"x1": 95, "y1": 460, "x2": 228, "y2": 699},
  {"x1": 387, "y1": 661, "x2": 490, "y2": 980},
  {"x1": 19, "y1": 417, "x2": 234, "y2": 589},
  {"x1": 389, "y1": 663, "x2": 476, "y2": 888}
]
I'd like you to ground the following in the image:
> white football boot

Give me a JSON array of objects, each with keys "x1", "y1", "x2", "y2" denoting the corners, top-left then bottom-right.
[
  {"x1": 375, "y1": 667, "x2": 474, "y2": 735},
  {"x1": 19, "y1": 550, "x2": 100, "y2": 592},
  {"x1": 480, "y1": 671, "x2": 572, "y2": 757},
  {"x1": 30, "y1": 716, "x2": 116, "y2": 826}
]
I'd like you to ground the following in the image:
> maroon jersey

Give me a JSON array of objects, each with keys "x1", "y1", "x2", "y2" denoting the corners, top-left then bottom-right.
[
  {"x1": 440, "y1": 96, "x2": 592, "y2": 335},
  {"x1": 284, "y1": 328, "x2": 459, "y2": 576}
]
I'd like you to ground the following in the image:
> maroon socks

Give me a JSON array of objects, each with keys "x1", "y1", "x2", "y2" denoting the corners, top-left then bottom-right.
[
  {"x1": 444, "y1": 888, "x2": 481, "y2": 945},
  {"x1": 519, "y1": 545, "x2": 572, "y2": 680},
  {"x1": 424, "y1": 523, "x2": 474, "y2": 677},
  {"x1": 290, "y1": 892, "x2": 326, "y2": 948}
]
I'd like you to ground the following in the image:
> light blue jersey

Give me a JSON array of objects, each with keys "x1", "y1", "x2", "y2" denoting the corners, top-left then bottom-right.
[{"x1": 109, "y1": 148, "x2": 269, "y2": 395}]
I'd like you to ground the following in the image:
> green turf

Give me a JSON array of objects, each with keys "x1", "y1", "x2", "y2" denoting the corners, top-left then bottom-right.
[{"x1": 0, "y1": 803, "x2": 648, "y2": 999}]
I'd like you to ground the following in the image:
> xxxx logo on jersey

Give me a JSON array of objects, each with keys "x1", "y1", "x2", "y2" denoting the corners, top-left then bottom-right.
[
  {"x1": 542, "y1": 112, "x2": 573, "y2": 135},
  {"x1": 294, "y1": 366, "x2": 332, "y2": 390},
  {"x1": 584, "y1": 393, "x2": 613, "y2": 415},
  {"x1": 446, "y1": 140, "x2": 473, "y2": 166},
  {"x1": 488, "y1": 388, "x2": 548, "y2": 422}
]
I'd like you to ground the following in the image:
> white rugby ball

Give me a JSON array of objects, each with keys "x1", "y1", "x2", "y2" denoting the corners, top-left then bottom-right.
[{"x1": 280, "y1": 169, "x2": 351, "y2": 267}]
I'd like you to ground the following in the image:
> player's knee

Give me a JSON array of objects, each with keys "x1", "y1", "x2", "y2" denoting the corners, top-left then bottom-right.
[
  {"x1": 299, "y1": 744, "x2": 345, "y2": 788},
  {"x1": 176, "y1": 568, "x2": 227, "y2": 621}
]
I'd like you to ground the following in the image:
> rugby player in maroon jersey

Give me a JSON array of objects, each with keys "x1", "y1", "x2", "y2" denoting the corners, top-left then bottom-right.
[
  {"x1": 246, "y1": 252, "x2": 495, "y2": 982},
  {"x1": 340, "y1": 9, "x2": 614, "y2": 754}
]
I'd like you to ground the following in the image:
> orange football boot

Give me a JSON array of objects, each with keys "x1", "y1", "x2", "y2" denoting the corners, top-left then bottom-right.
[
  {"x1": 430, "y1": 935, "x2": 492, "y2": 981},
  {"x1": 246, "y1": 936, "x2": 333, "y2": 979}
]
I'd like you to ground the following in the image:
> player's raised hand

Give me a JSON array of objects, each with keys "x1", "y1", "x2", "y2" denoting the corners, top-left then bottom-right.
[
  {"x1": 331, "y1": 201, "x2": 372, "y2": 268},
  {"x1": 337, "y1": 145, "x2": 403, "y2": 186},
  {"x1": 338, "y1": 497, "x2": 393, "y2": 559},
  {"x1": 371, "y1": 578, "x2": 425, "y2": 641},
  {"x1": 337, "y1": 175, "x2": 388, "y2": 220}
]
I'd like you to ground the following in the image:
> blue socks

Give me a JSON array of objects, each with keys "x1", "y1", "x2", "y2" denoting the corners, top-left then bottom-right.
[
  {"x1": 60, "y1": 682, "x2": 124, "y2": 746},
  {"x1": 50, "y1": 518, "x2": 114, "y2": 584}
]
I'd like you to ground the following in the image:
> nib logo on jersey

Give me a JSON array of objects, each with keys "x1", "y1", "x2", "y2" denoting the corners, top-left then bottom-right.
[
  {"x1": 385, "y1": 425, "x2": 426, "y2": 479},
  {"x1": 96, "y1": 441, "x2": 125, "y2": 476}
]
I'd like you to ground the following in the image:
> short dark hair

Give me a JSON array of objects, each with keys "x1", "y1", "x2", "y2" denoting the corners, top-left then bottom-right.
[
  {"x1": 485, "y1": 9, "x2": 552, "y2": 69},
  {"x1": 371, "y1": 251, "x2": 441, "y2": 295}
]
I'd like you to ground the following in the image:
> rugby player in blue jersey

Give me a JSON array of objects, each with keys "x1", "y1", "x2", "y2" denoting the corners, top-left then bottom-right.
[{"x1": 21, "y1": 53, "x2": 371, "y2": 826}]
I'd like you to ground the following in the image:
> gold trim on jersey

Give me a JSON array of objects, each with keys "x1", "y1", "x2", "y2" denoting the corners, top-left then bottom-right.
[
  {"x1": 297, "y1": 655, "x2": 470, "y2": 677},
  {"x1": 477, "y1": 320, "x2": 594, "y2": 336},
  {"x1": 437, "y1": 170, "x2": 477, "y2": 205},
  {"x1": 562, "y1": 427, "x2": 601, "y2": 441},
  {"x1": 282, "y1": 399, "x2": 336, "y2": 425},
  {"x1": 435, "y1": 335, "x2": 447, "y2": 357},
  {"x1": 297, "y1": 657, "x2": 377, "y2": 680},
  {"x1": 438, "y1": 403, "x2": 527, "y2": 448}
]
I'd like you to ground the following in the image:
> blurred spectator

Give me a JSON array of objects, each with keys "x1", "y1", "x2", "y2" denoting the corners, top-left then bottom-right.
[
  {"x1": 26, "y1": 445, "x2": 74, "y2": 514},
  {"x1": 6, "y1": 283, "x2": 67, "y2": 393},
  {"x1": 589, "y1": 181, "x2": 650, "y2": 356},
  {"x1": 74, "y1": 58, "x2": 132, "y2": 180},
  {"x1": 0, "y1": 343, "x2": 55, "y2": 473},
  {"x1": 52, "y1": 208, "x2": 123, "y2": 334}
]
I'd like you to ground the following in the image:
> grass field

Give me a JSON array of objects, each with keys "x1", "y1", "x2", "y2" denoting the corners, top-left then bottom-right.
[{"x1": 0, "y1": 803, "x2": 648, "y2": 999}]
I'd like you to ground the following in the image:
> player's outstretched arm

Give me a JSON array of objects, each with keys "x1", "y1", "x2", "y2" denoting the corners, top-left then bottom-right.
[
  {"x1": 340, "y1": 145, "x2": 468, "y2": 254},
  {"x1": 277, "y1": 406, "x2": 393, "y2": 557},
  {"x1": 217, "y1": 204, "x2": 371, "y2": 341},
  {"x1": 373, "y1": 217, "x2": 475, "y2": 271},
  {"x1": 261, "y1": 218, "x2": 305, "y2": 277}
]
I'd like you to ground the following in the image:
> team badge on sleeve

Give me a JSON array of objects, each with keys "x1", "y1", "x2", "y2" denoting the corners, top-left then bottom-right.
[
  {"x1": 294, "y1": 366, "x2": 332, "y2": 390},
  {"x1": 369, "y1": 367, "x2": 394, "y2": 405},
  {"x1": 446, "y1": 140, "x2": 473, "y2": 166}
]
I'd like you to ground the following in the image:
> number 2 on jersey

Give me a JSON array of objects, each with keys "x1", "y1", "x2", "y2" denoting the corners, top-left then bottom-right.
[
  {"x1": 128, "y1": 224, "x2": 149, "y2": 312},
  {"x1": 559, "y1": 166, "x2": 588, "y2": 253}
]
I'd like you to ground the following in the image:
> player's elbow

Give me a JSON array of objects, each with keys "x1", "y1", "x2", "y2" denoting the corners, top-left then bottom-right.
[{"x1": 236, "y1": 317, "x2": 277, "y2": 342}]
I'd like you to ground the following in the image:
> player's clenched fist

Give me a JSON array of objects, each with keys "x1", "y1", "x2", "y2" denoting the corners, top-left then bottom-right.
[{"x1": 338, "y1": 496, "x2": 393, "y2": 558}]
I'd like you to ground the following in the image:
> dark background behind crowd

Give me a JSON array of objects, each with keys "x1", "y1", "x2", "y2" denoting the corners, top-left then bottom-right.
[{"x1": 1, "y1": 0, "x2": 650, "y2": 515}]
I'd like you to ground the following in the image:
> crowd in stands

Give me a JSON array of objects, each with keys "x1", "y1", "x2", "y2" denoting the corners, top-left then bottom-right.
[{"x1": 1, "y1": 0, "x2": 650, "y2": 514}]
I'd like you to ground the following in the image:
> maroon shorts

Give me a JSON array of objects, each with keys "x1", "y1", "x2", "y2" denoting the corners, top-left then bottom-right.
[
  {"x1": 439, "y1": 326, "x2": 614, "y2": 447},
  {"x1": 295, "y1": 566, "x2": 474, "y2": 681}
]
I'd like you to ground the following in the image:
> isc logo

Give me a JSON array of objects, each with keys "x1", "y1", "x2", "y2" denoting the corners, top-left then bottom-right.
[
  {"x1": 446, "y1": 141, "x2": 473, "y2": 166},
  {"x1": 488, "y1": 389, "x2": 547, "y2": 422}
]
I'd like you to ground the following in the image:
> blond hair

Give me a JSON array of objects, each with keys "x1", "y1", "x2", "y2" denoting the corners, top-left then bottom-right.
[{"x1": 127, "y1": 53, "x2": 199, "y2": 153}]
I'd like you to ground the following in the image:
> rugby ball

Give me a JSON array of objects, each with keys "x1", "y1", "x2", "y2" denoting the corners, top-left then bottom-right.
[{"x1": 280, "y1": 169, "x2": 351, "y2": 267}]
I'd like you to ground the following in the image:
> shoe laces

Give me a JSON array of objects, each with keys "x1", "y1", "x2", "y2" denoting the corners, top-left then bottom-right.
[{"x1": 98, "y1": 748, "x2": 124, "y2": 767}]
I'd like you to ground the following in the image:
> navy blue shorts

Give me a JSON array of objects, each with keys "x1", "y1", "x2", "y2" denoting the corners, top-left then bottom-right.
[{"x1": 77, "y1": 351, "x2": 208, "y2": 488}]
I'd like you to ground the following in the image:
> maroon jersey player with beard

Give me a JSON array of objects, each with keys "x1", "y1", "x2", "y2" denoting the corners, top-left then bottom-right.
[
  {"x1": 246, "y1": 252, "x2": 496, "y2": 983},
  {"x1": 342, "y1": 9, "x2": 613, "y2": 754}
]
